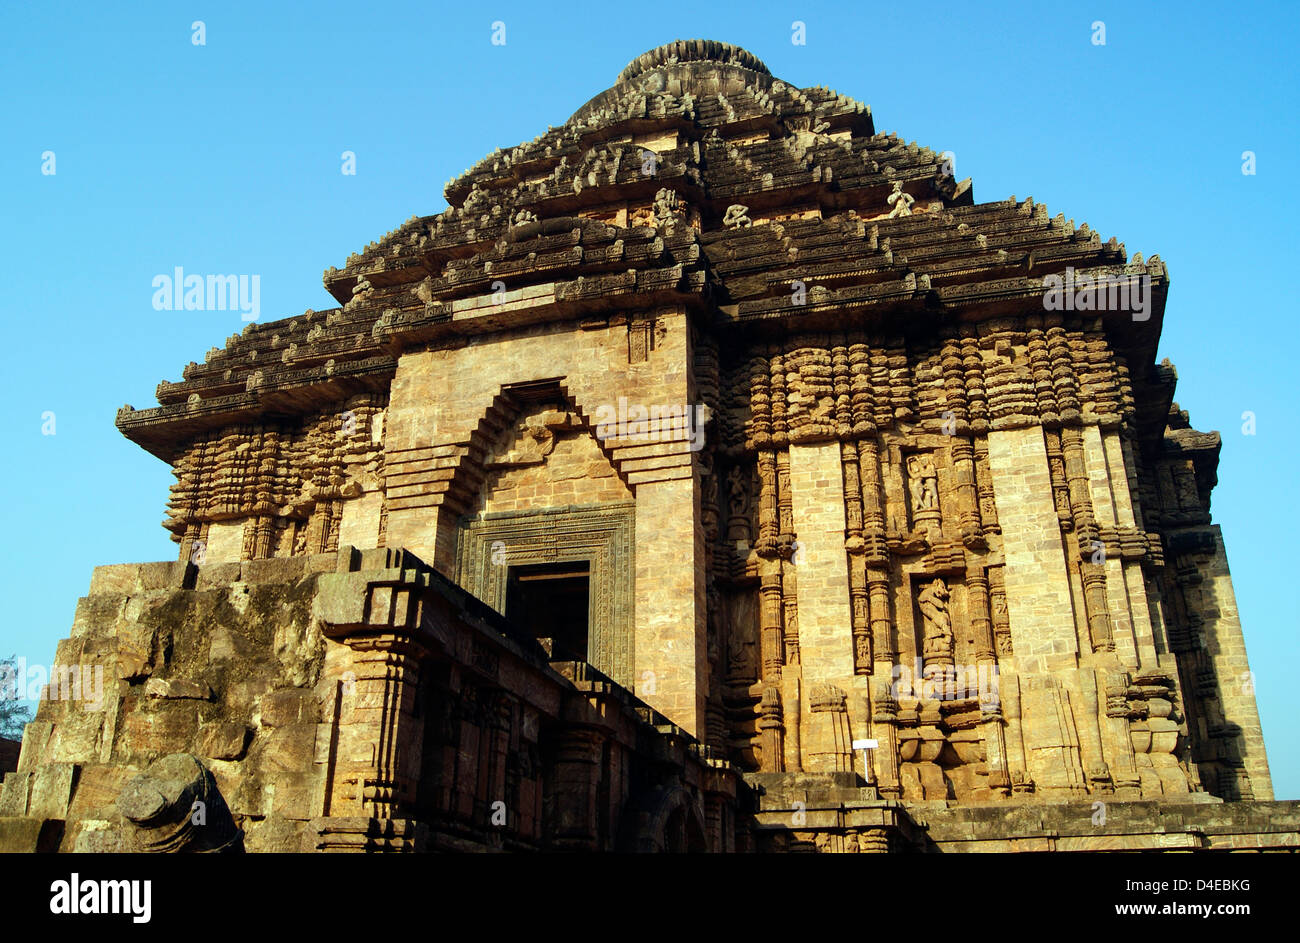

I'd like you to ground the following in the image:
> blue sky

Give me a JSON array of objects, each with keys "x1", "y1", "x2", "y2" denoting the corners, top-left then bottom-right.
[{"x1": 1, "y1": 0, "x2": 1297, "y2": 798}]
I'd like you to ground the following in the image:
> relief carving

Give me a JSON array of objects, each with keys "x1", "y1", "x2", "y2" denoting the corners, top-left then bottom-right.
[
  {"x1": 917, "y1": 578, "x2": 954, "y2": 668},
  {"x1": 725, "y1": 465, "x2": 752, "y2": 544},
  {"x1": 906, "y1": 454, "x2": 941, "y2": 528},
  {"x1": 486, "y1": 408, "x2": 576, "y2": 468}
]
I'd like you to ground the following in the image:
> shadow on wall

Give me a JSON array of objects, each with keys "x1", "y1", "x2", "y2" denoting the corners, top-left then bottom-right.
[{"x1": 0, "y1": 738, "x2": 18, "y2": 777}]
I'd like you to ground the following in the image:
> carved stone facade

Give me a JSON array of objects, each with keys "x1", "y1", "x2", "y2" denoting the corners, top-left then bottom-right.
[{"x1": 1, "y1": 39, "x2": 1293, "y2": 852}]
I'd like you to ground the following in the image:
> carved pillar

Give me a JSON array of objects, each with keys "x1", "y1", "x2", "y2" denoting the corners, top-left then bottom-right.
[
  {"x1": 759, "y1": 685, "x2": 785, "y2": 773},
  {"x1": 179, "y1": 521, "x2": 204, "y2": 564},
  {"x1": 1046, "y1": 431, "x2": 1073, "y2": 529},
  {"x1": 1078, "y1": 669, "x2": 1112, "y2": 792},
  {"x1": 549, "y1": 728, "x2": 604, "y2": 849},
  {"x1": 871, "y1": 678, "x2": 902, "y2": 798},
  {"x1": 316, "y1": 567, "x2": 439, "y2": 846},
  {"x1": 1104, "y1": 670, "x2": 1142, "y2": 798},
  {"x1": 251, "y1": 514, "x2": 276, "y2": 560},
  {"x1": 981, "y1": 704, "x2": 1011, "y2": 797},
  {"x1": 1081, "y1": 562, "x2": 1115, "y2": 652},
  {"x1": 759, "y1": 565, "x2": 785, "y2": 680},
  {"x1": 338, "y1": 638, "x2": 424, "y2": 820},
  {"x1": 782, "y1": 674, "x2": 803, "y2": 773},
  {"x1": 842, "y1": 442, "x2": 864, "y2": 540},
  {"x1": 757, "y1": 452, "x2": 779, "y2": 554},
  {"x1": 857, "y1": 440, "x2": 887, "y2": 556},
  {"x1": 1062, "y1": 428, "x2": 1099, "y2": 545},
  {"x1": 850, "y1": 556, "x2": 871, "y2": 674},
  {"x1": 950, "y1": 438, "x2": 982, "y2": 543},
  {"x1": 974, "y1": 440, "x2": 999, "y2": 535},
  {"x1": 1064, "y1": 428, "x2": 1114, "y2": 652},
  {"x1": 703, "y1": 792, "x2": 725, "y2": 853},
  {"x1": 965, "y1": 568, "x2": 1007, "y2": 791},
  {"x1": 1002, "y1": 672, "x2": 1032, "y2": 793},
  {"x1": 776, "y1": 450, "x2": 794, "y2": 549},
  {"x1": 725, "y1": 465, "x2": 751, "y2": 545},
  {"x1": 868, "y1": 570, "x2": 894, "y2": 664},
  {"x1": 860, "y1": 439, "x2": 890, "y2": 671},
  {"x1": 989, "y1": 566, "x2": 1012, "y2": 655},
  {"x1": 781, "y1": 563, "x2": 800, "y2": 666},
  {"x1": 968, "y1": 570, "x2": 996, "y2": 662}
]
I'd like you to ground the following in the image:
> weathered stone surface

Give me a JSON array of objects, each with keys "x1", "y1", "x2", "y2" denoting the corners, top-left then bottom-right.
[
  {"x1": 259, "y1": 690, "x2": 317, "y2": 728},
  {"x1": 197, "y1": 723, "x2": 249, "y2": 761},
  {"x1": 145, "y1": 677, "x2": 212, "y2": 700},
  {"x1": 28, "y1": 762, "x2": 77, "y2": 819},
  {"x1": 0, "y1": 816, "x2": 45, "y2": 852},
  {"x1": 118, "y1": 753, "x2": 243, "y2": 853}
]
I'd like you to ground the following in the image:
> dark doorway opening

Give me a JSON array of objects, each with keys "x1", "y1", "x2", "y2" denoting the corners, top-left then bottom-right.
[{"x1": 505, "y1": 562, "x2": 590, "y2": 662}]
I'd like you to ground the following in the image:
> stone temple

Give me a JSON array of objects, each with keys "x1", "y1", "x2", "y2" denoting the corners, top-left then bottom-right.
[{"x1": 1, "y1": 39, "x2": 1295, "y2": 853}]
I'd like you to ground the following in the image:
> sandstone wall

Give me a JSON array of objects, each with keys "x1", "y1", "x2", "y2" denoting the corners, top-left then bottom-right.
[{"x1": 0, "y1": 552, "x2": 737, "y2": 853}]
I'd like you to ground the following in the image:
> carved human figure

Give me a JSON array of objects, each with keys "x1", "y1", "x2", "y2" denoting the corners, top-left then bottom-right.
[
  {"x1": 727, "y1": 604, "x2": 756, "y2": 677},
  {"x1": 917, "y1": 578, "x2": 953, "y2": 663},
  {"x1": 886, "y1": 181, "x2": 915, "y2": 218},
  {"x1": 725, "y1": 465, "x2": 753, "y2": 545},
  {"x1": 701, "y1": 450, "x2": 718, "y2": 512},
  {"x1": 723, "y1": 204, "x2": 752, "y2": 229},
  {"x1": 727, "y1": 466, "x2": 750, "y2": 515},
  {"x1": 908, "y1": 474, "x2": 924, "y2": 513},
  {"x1": 654, "y1": 188, "x2": 682, "y2": 226},
  {"x1": 855, "y1": 633, "x2": 871, "y2": 666},
  {"x1": 907, "y1": 455, "x2": 939, "y2": 512}
]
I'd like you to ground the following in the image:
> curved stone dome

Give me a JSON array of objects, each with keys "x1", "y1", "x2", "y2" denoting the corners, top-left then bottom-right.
[
  {"x1": 569, "y1": 38, "x2": 776, "y2": 125},
  {"x1": 615, "y1": 40, "x2": 771, "y2": 85}
]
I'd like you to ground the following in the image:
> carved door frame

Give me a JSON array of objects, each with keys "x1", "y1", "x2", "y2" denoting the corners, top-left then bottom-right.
[{"x1": 457, "y1": 502, "x2": 635, "y2": 686}]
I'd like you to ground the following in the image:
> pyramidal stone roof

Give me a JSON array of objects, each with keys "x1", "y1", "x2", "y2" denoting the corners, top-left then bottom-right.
[{"x1": 118, "y1": 40, "x2": 1169, "y2": 460}]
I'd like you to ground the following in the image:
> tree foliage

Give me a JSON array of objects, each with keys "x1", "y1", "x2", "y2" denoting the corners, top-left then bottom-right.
[{"x1": 0, "y1": 655, "x2": 33, "y2": 739}]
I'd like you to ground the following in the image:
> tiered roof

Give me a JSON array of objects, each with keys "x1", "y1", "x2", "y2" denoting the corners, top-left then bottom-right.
[{"x1": 120, "y1": 40, "x2": 1170, "y2": 459}]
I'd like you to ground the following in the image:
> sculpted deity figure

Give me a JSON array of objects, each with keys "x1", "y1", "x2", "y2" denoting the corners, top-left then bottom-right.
[
  {"x1": 654, "y1": 188, "x2": 682, "y2": 226},
  {"x1": 886, "y1": 181, "x2": 915, "y2": 218},
  {"x1": 917, "y1": 578, "x2": 953, "y2": 663}
]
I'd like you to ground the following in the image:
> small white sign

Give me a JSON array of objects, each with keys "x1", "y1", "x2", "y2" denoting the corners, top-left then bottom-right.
[{"x1": 851, "y1": 738, "x2": 878, "y2": 750}]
